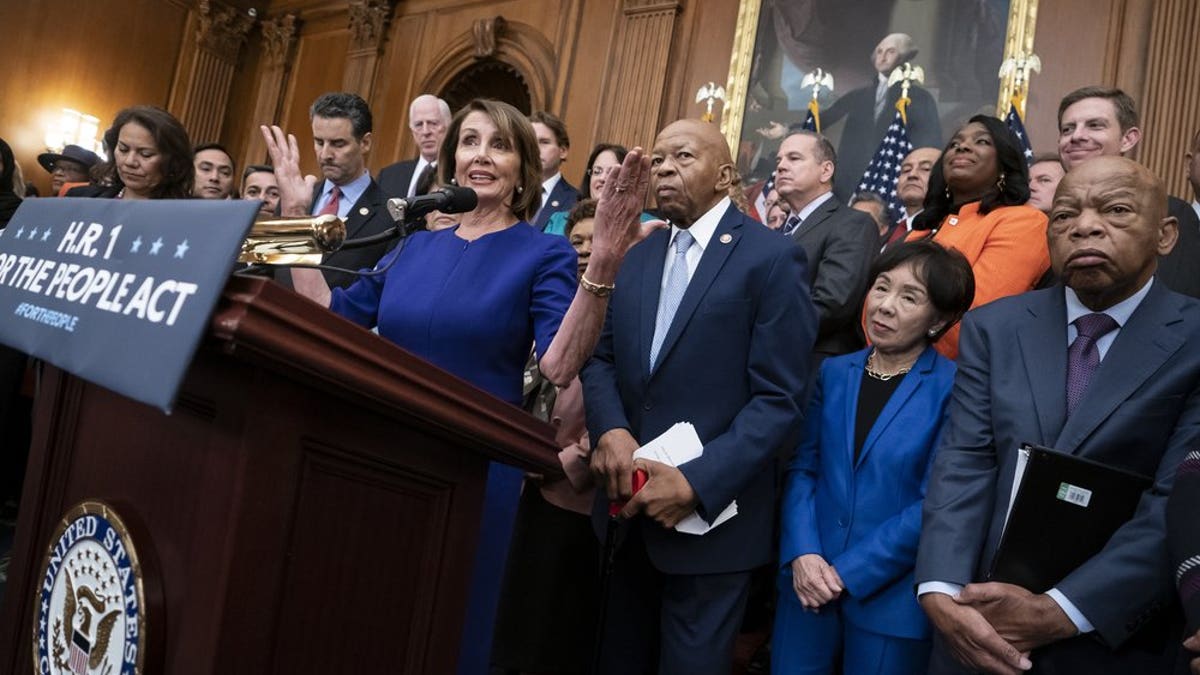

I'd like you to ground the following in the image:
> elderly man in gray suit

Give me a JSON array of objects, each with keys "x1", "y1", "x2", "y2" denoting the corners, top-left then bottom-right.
[{"x1": 916, "y1": 156, "x2": 1200, "y2": 673}]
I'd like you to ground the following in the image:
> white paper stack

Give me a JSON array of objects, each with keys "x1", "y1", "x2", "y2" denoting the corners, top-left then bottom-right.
[{"x1": 632, "y1": 421, "x2": 738, "y2": 535}]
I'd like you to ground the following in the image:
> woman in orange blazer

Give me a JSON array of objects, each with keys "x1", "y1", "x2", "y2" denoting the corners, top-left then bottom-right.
[{"x1": 903, "y1": 115, "x2": 1049, "y2": 359}]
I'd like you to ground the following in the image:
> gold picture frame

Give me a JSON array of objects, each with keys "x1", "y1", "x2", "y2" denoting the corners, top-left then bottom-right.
[{"x1": 721, "y1": 0, "x2": 1039, "y2": 177}]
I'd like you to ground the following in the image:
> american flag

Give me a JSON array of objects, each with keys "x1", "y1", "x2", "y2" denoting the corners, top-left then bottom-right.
[
  {"x1": 69, "y1": 630, "x2": 90, "y2": 674},
  {"x1": 857, "y1": 105, "x2": 913, "y2": 223},
  {"x1": 1005, "y1": 97, "x2": 1035, "y2": 166}
]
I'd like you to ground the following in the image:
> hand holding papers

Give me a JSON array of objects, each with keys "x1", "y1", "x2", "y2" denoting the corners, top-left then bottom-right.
[{"x1": 630, "y1": 422, "x2": 738, "y2": 535}]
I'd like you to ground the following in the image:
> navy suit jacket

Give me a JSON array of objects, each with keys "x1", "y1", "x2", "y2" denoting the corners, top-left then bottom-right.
[
  {"x1": 377, "y1": 158, "x2": 420, "y2": 200},
  {"x1": 781, "y1": 346, "x2": 954, "y2": 640},
  {"x1": 581, "y1": 203, "x2": 818, "y2": 575},
  {"x1": 917, "y1": 281, "x2": 1200, "y2": 662},
  {"x1": 302, "y1": 179, "x2": 397, "y2": 289},
  {"x1": 531, "y1": 178, "x2": 580, "y2": 231},
  {"x1": 790, "y1": 196, "x2": 880, "y2": 356}
]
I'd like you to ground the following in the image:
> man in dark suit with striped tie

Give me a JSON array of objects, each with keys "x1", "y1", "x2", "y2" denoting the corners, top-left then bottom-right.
[
  {"x1": 776, "y1": 130, "x2": 879, "y2": 360},
  {"x1": 268, "y1": 92, "x2": 397, "y2": 289}
]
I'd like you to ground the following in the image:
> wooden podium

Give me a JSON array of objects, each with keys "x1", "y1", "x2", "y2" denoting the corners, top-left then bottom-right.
[{"x1": 0, "y1": 275, "x2": 561, "y2": 673}]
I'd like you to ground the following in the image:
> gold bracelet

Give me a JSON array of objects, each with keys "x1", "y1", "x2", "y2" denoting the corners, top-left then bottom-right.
[{"x1": 579, "y1": 274, "x2": 615, "y2": 297}]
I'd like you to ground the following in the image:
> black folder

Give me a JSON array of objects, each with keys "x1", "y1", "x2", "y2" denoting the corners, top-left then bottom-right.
[{"x1": 988, "y1": 443, "x2": 1153, "y2": 593}]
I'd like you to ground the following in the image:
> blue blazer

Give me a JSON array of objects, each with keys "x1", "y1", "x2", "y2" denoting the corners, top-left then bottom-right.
[
  {"x1": 916, "y1": 282, "x2": 1200, "y2": 661},
  {"x1": 582, "y1": 203, "x2": 818, "y2": 574},
  {"x1": 532, "y1": 177, "x2": 580, "y2": 231},
  {"x1": 780, "y1": 346, "x2": 954, "y2": 639}
]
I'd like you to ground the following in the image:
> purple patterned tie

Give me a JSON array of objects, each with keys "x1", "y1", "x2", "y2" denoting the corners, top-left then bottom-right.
[{"x1": 1066, "y1": 312, "x2": 1118, "y2": 416}]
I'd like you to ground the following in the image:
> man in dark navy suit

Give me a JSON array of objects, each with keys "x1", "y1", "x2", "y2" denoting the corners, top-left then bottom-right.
[
  {"x1": 529, "y1": 111, "x2": 580, "y2": 230},
  {"x1": 582, "y1": 119, "x2": 817, "y2": 675}
]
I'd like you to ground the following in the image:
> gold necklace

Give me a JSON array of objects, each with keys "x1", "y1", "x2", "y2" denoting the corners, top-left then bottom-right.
[{"x1": 865, "y1": 350, "x2": 912, "y2": 381}]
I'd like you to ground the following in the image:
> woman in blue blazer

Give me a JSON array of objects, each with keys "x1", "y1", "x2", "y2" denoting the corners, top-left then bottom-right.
[{"x1": 773, "y1": 240, "x2": 975, "y2": 674}]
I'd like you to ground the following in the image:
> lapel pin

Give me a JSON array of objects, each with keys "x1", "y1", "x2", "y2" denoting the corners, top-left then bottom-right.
[
  {"x1": 948, "y1": 216, "x2": 959, "y2": 226},
  {"x1": 551, "y1": 200, "x2": 560, "y2": 208},
  {"x1": 359, "y1": 207, "x2": 369, "y2": 216},
  {"x1": 719, "y1": 233, "x2": 733, "y2": 244}
]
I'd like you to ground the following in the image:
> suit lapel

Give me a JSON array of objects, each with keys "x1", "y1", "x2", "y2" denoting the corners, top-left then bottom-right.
[
  {"x1": 1016, "y1": 290, "x2": 1069, "y2": 445},
  {"x1": 791, "y1": 197, "x2": 838, "y2": 243},
  {"x1": 855, "y1": 347, "x2": 935, "y2": 469},
  {"x1": 1054, "y1": 282, "x2": 1185, "y2": 453},
  {"x1": 639, "y1": 228, "x2": 670, "y2": 381},
  {"x1": 842, "y1": 351, "x2": 866, "y2": 469},
  {"x1": 341, "y1": 181, "x2": 382, "y2": 241},
  {"x1": 649, "y1": 207, "x2": 742, "y2": 378}
]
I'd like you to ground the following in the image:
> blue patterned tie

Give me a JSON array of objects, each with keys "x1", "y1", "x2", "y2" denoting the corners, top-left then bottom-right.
[
  {"x1": 649, "y1": 230, "x2": 695, "y2": 369},
  {"x1": 782, "y1": 214, "x2": 801, "y2": 236}
]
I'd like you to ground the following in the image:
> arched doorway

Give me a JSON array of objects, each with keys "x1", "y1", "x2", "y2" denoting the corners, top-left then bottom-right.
[{"x1": 440, "y1": 58, "x2": 533, "y2": 114}]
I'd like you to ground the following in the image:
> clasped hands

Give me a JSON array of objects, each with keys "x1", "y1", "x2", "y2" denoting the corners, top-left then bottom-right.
[
  {"x1": 921, "y1": 582, "x2": 1077, "y2": 674},
  {"x1": 590, "y1": 428, "x2": 697, "y2": 528},
  {"x1": 790, "y1": 554, "x2": 844, "y2": 610}
]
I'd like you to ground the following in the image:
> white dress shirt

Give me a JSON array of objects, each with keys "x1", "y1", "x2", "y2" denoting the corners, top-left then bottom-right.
[{"x1": 660, "y1": 197, "x2": 729, "y2": 290}]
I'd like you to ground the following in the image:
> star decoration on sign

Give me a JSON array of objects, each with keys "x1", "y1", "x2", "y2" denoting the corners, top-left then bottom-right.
[
  {"x1": 174, "y1": 239, "x2": 190, "y2": 258},
  {"x1": 41, "y1": 228, "x2": 52, "y2": 241},
  {"x1": 28, "y1": 227, "x2": 38, "y2": 240},
  {"x1": 130, "y1": 236, "x2": 143, "y2": 253},
  {"x1": 14, "y1": 226, "x2": 24, "y2": 238},
  {"x1": 149, "y1": 237, "x2": 164, "y2": 255}
]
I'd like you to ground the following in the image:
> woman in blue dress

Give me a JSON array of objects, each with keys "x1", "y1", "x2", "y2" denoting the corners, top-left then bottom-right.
[{"x1": 262, "y1": 98, "x2": 660, "y2": 674}]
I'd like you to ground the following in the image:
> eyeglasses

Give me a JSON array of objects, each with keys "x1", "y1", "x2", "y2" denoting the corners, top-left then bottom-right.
[{"x1": 589, "y1": 166, "x2": 617, "y2": 177}]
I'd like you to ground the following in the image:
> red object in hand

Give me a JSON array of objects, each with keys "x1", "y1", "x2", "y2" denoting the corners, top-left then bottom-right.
[{"x1": 608, "y1": 468, "x2": 648, "y2": 516}]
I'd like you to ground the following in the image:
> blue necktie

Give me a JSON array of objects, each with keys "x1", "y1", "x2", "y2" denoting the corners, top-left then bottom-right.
[
  {"x1": 782, "y1": 214, "x2": 801, "y2": 236},
  {"x1": 650, "y1": 230, "x2": 695, "y2": 369}
]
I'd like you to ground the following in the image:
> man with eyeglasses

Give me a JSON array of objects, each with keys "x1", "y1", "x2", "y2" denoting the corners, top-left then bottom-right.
[{"x1": 378, "y1": 94, "x2": 451, "y2": 200}]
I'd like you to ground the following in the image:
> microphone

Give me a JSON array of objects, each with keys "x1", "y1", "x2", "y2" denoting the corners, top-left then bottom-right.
[
  {"x1": 339, "y1": 186, "x2": 478, "y2": 251},
  {"x1": 386, "y1": 186, "x2": 477, "y2": 223}
]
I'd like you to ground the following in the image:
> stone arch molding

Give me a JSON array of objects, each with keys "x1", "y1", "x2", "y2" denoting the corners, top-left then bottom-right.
[{"x1": 419, "y1": 16, "x2": 557, "y2": 111}]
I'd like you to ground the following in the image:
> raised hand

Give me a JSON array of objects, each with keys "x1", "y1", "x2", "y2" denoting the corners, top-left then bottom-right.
[{"x1": 260, "y1": 124, "x2": 318, "y2": 217}]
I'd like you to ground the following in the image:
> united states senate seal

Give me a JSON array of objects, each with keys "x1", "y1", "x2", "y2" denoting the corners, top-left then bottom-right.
[{"x1": 32, "y1": 500, "x2": 147, "y2": 675}]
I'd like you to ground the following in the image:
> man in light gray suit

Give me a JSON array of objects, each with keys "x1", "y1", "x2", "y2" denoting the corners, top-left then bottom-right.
[
  {"x1": 775, "y1": 130, "x2": 879, "y2": 359},
  {"x1": 916, "y1": 156, "x2": 1200, "y2": 673}
]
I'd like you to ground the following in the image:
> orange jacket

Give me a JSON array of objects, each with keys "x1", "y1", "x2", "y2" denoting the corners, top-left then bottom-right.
[{"x1": 902, "y1": 202, "x2": 1049, "y2": 359}]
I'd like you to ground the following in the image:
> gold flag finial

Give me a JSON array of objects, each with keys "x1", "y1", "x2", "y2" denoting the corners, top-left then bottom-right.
[
  {"x1": 887, "y1": 62, "x2": 925, "y2": 126},
  {"x1": 999, "y1": 54, "x2": 1042, "y2": 118}
]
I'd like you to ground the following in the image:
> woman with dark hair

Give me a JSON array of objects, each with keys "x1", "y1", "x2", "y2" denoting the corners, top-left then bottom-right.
[
  {"x1": 68, "y1": 105, "x2": 194, "y2": 200},
  {"x1": 774, "y1": 240, "x2": 975, "y2": 675},
  {"x1": 0, "y1": 138, "x2": 23, "y2": 226},
  {"x1": 544, "y1": 143, "x2": 628, "y2": 235},
  {"x1": 903, "y1": 114, "x2": 1048, "y2": 359}
]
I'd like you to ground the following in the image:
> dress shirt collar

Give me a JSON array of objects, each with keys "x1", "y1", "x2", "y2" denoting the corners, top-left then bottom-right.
[
  {"x1": 1191, "y1": 199, "x2": 1200, "y2": 223},
  {"x1": 316, "y1": 170, "x2": 371, "y2": 216},
  {"x1": 1064, "y1": 276, "x2": 1153, "y2": 329},
  {"x1": 669, "y1": 196, "x2": 729, "y2": 254},
  {"x1": 790, "y1": 190, "x2": 834, "y2": 224},
  {"x1": 541, "y1": 172, "x2": 562, "y2": 197}
]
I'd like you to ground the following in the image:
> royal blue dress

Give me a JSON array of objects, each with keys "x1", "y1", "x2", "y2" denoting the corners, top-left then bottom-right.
[{"x1": 330, "y1": 221, "x2": 577, "y2": 673}]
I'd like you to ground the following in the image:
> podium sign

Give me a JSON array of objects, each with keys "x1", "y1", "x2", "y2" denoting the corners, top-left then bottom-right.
[{"x1": 0, "y1": 198, "x2": 257, "y2": 411}]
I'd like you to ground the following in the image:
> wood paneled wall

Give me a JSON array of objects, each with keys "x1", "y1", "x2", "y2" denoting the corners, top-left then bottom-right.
[{"x1": 4, "y1": 0, "x2": 1197, "y2": 203}]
